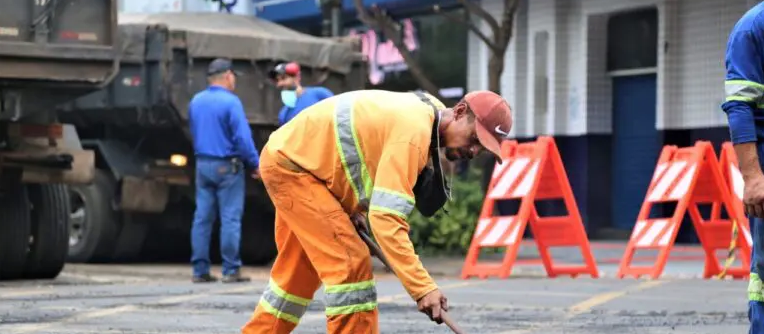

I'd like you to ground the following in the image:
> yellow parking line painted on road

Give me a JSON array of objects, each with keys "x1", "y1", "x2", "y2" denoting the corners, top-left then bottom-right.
[
  {"x1": 566, "y1": 279, "x2": 666, "y2": 316},
  {"x1": 0, "y1": 288, "x2": 55, "y2": 299},
  {"x1": 489, "y1": 279, "x2": 669, "y2": 334},
  {"x1": 7, "y1": 285, "x2": 257, "y2": 334}
]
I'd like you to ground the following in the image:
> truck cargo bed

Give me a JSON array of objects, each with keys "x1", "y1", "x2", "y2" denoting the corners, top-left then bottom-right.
[
  {"x1": 0, "y1": 0, "x2": 118, "y2": 119},
  {"x1": 57, "y1": 12, "x2": 365, "y2": 131}
]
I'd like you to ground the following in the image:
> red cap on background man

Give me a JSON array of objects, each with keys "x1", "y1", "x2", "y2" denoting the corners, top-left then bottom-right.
[{"x1": 268, "y1": 62, "x2": 300, "y2": 81}]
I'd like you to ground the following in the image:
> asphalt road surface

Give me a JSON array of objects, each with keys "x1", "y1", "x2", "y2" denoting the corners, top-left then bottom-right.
[{"x1": 0, "y1": 265, "x2": 751, "y2": 334}]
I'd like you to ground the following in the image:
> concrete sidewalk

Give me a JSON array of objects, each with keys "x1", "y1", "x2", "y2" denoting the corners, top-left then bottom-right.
[{"x1": 413, "y1": 240, "x2": 747, "y2": 279}]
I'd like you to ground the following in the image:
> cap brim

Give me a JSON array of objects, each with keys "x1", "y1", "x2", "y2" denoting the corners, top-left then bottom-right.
[{"x1": 475, "y1": 122, "x2": 503, "y2": 163}]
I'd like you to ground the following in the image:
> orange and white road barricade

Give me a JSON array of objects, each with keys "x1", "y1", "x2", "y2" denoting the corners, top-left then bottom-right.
[
  {"x1": 717, "y1": 142, "x2": 752, "y2": 277},
  {"x1": 617, "y1": 141, "x2": 748, "y2": 279},
  {"x1": 460, "y1": 136, "x2": 599, "y2": 279}
]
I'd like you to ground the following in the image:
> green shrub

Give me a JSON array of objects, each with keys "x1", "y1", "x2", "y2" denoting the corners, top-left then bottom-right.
[{"x1": 408, "y1": 163, "x2": 487, "y2": 256}]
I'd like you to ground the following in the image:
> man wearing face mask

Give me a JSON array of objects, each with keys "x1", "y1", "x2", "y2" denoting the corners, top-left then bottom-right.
[{"x1": 268, "y1": 62, "x2": 334, "y2": 126}]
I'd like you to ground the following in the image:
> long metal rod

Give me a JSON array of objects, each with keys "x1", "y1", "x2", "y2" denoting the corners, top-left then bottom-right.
[{"x1": 357, "y1": 229, "x2": 468, "y2": 334}]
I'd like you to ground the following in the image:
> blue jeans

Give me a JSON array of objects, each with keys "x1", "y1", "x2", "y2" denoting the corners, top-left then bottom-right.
[{"x1": 191, "y1": 157, "x2": 245, "y2": 277}]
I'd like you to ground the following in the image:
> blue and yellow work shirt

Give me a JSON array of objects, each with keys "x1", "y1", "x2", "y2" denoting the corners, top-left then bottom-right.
[
  {"x1": 188, "y1": 85, "x2": 260, "y2": 169},
  {"x1": 278, "y1": 86, "x2": 334, "y2": 126},
  {"x1": 723, "y1": 2, "x2": 764, "y2": 144}
]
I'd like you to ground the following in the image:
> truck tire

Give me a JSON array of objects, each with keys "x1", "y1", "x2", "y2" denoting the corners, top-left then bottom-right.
[
  {"x1": 241, "y1": 207, "x2": 277, "y2": 266},
  {"x1": 0, "y1": 178, "x2": 31, "y2": 280},
  {"x1": 67, "y1": 170, "x2": 119, "y2": 263},
  {"x1": 110, "y1": 213, "x2": 148, "y2": 262},
  {"x1": 24, "y1": 184, "x2": 70, "y2": 279}
]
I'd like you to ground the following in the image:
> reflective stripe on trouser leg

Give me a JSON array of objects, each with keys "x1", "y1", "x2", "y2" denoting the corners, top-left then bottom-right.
[
  {"x1": 753, "y1": 216, "x2": 764, "y2": 303},
  {"x1": 324, "y1": 280, "x2": 378, "y2": 316},
  {"x1": 257, "y1": 279, "x2": 311, "y2": 324}
]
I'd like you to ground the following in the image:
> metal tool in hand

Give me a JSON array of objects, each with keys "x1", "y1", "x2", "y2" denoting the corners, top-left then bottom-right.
[{"x1": 356, "y1": 227, "x2": 468, "y2": 334}]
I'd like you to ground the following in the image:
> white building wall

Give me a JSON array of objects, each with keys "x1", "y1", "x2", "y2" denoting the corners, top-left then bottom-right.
[{"x1": 467, "y1": 0, "x2": 757, "y2": 136}]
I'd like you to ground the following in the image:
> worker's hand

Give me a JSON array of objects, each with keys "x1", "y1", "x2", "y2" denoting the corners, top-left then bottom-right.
[
  {"x1": 250, "y1": 169, "x2": 261, "y2": 180},
  {"x1": 744, "y1": 173, "x2": 764, "y2": 218},
  {"x1": 350, "y1": 211, "x2": 369, "y2": 234},
  {"x1": 417, "y1": 289, "x2": 448, "y2": 324}
]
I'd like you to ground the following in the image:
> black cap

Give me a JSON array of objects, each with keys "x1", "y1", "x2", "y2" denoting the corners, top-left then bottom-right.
[{"x1": 207, "y1": 58, "x2": 242, "y2": 76}]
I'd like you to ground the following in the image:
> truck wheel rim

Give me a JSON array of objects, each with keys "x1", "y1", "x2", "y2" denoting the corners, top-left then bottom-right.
[{"x1": 69, "y1": 190, "x2": 87, "y2": 248}]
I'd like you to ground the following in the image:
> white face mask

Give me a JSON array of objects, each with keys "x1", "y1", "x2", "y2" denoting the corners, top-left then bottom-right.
[{"x1": 281, "y1": 90, "x2": 297, "y2": 108}]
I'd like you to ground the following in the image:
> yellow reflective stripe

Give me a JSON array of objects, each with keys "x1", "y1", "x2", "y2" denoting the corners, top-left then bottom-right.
[
  {"x1": 750, "y1": 273, "x2": 763, "y2": 302},
  {"x1": 726, "y1": 80, "x2": 764, "y2": 90},
  {"x1": 334, "y1": 93, "x2": 373, "y2": 208},
  {"x1": 324, "y1": 280, "x2": 375, "y2": 294},
  {"x1": 727, "y1": 95, "x2": 757, "y2": 103},
  {"x1": 268, "y1": 279, "x2": 311, "y2": 306},
  {"x1": 325, "y1": 301, "x2": 378, "y2": 316},
  {"x1": 259, "y1": 298, "x2": 301, "y2": 324}
]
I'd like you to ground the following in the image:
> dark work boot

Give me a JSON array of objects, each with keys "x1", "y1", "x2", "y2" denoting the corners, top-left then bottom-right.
[
  {"x1": 192, "y1": 273, "x2": 218, "y2": 283},
  {"x1": 222, "y1": 271, "x2": 251, "y2": 283}
]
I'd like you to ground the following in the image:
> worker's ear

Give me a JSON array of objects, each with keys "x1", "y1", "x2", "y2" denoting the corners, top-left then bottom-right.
[{"x1": 453, "y1": 101, "x2": 468, "y2": 121}]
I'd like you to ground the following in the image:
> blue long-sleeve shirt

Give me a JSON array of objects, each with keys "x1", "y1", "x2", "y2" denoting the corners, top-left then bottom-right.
[
  {"x1": 278, "y1": 86, "x2": 334, "y2": 126},
  {"x1": 189, "y1": 85, "x2": 260, "y2": 169},
  {"x1": 723, "y1": 2, "x2": 764, "y2": 144}
]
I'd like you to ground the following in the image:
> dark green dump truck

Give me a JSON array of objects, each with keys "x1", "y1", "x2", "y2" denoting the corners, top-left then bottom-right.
[
  {"x1": 56, "y1": 12, "x2": 367, "y2": 265},
  {"x1": 0, "y1": 0, "x2": 119, "y2": 280}
]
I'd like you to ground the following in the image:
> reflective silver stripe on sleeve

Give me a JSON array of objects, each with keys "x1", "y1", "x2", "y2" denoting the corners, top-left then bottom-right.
[
  {"x1": 370, "y1": 189, "x2": 415, "y2": 218},
  {"x1": 334, "y1": 93, "x2": 372, "y2": 207},
  {"x1": 725, "y1": 80, "x2": 764, "y2": 103}
]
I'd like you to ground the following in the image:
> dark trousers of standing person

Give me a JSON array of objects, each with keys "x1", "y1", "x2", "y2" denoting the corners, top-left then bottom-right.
[{"x1": 191, "y1": 156, "x2": 245, "y2": 280}]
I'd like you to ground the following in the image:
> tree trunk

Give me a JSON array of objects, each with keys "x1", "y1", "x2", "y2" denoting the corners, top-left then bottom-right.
[{"x1": 487, "y1": 51, "x2": 504, "y2": 94}]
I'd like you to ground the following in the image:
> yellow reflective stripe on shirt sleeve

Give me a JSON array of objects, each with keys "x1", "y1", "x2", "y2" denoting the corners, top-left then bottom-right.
[
  {"x1": 369, "y1": 188, "x2": 416, "y2": 218},
  {"x1": 334, "y1": 93, "x2": 373, "y2": 208},
  {"x1": 258, "y1": 279, "x2": 311, "y2": 324},
  {"x1": 750, "y1": 273, "x2": 764, "y2": 302},
  {"x1": 324, "y1": 279, "x2": 378, "y2": 316},
  {"x1": 725, "y1": 80, "x2": 764, "y2": 103}
]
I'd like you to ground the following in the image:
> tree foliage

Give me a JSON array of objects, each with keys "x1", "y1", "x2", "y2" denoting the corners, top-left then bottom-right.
[{"x1": 408, "y1": 160, "x2": 486, "y2": 255}]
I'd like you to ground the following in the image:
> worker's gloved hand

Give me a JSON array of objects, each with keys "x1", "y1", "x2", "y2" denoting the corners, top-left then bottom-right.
[
  {"x1": 744, "y1": 173, "x2": 764, "y2": 218},
  {"x1": 417, "y1": 289, "x2": 448, "y2": 324},
  {"x1": 350, "y1": 211, "x2": 369, "y2": 234}
]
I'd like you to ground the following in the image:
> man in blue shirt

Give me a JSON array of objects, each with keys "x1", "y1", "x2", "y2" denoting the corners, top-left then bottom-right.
[
  {"x1": 724, "y1": 3, "x2": 764, "y2": 332},
  {"x1": 188, "y1": 58, "x2": 260, "y2": 284},
  {"x1": 268, "y1": 62, "x2": 334, "y2": 126}
]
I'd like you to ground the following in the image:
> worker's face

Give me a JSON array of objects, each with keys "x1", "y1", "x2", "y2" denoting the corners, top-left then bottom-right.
[
  {"x1": 275, "y1": 74, "x2": 298, "y2": 90},
  {"x1": 443, "y1": 106, "x2": 483, "y2": 161},
  {"x1": 224, "y1": 71, "x2": 237, "y2": 90}
]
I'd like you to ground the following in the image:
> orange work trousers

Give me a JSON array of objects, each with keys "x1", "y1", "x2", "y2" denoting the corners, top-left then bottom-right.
[{"x1": 241, "y1": 147, "x2": 379, "y2": 334}]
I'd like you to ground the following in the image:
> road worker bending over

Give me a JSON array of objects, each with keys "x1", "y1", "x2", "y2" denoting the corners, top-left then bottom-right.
[{"x1": 241, "y1": 89, "x2": 513, "y2": 334}]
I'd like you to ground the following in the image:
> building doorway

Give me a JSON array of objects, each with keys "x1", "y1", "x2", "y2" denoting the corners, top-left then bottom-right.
[{"x1": 607, "y1": 7, "x2": 661, "y2": 231}]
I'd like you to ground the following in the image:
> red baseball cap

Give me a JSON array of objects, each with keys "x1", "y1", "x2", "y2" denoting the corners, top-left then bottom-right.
[
  {"x1": 462, "y1": 90, "x2": 513, "y2": 162},
  {"x1": 268, "y1": 62, "x2": 300, "y2": 80}
]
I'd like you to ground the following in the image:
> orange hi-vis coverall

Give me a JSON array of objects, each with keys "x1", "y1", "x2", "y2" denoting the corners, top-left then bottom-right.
[{"x1": 242, "y1": 89, "x2": 446, "y2": 334}]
